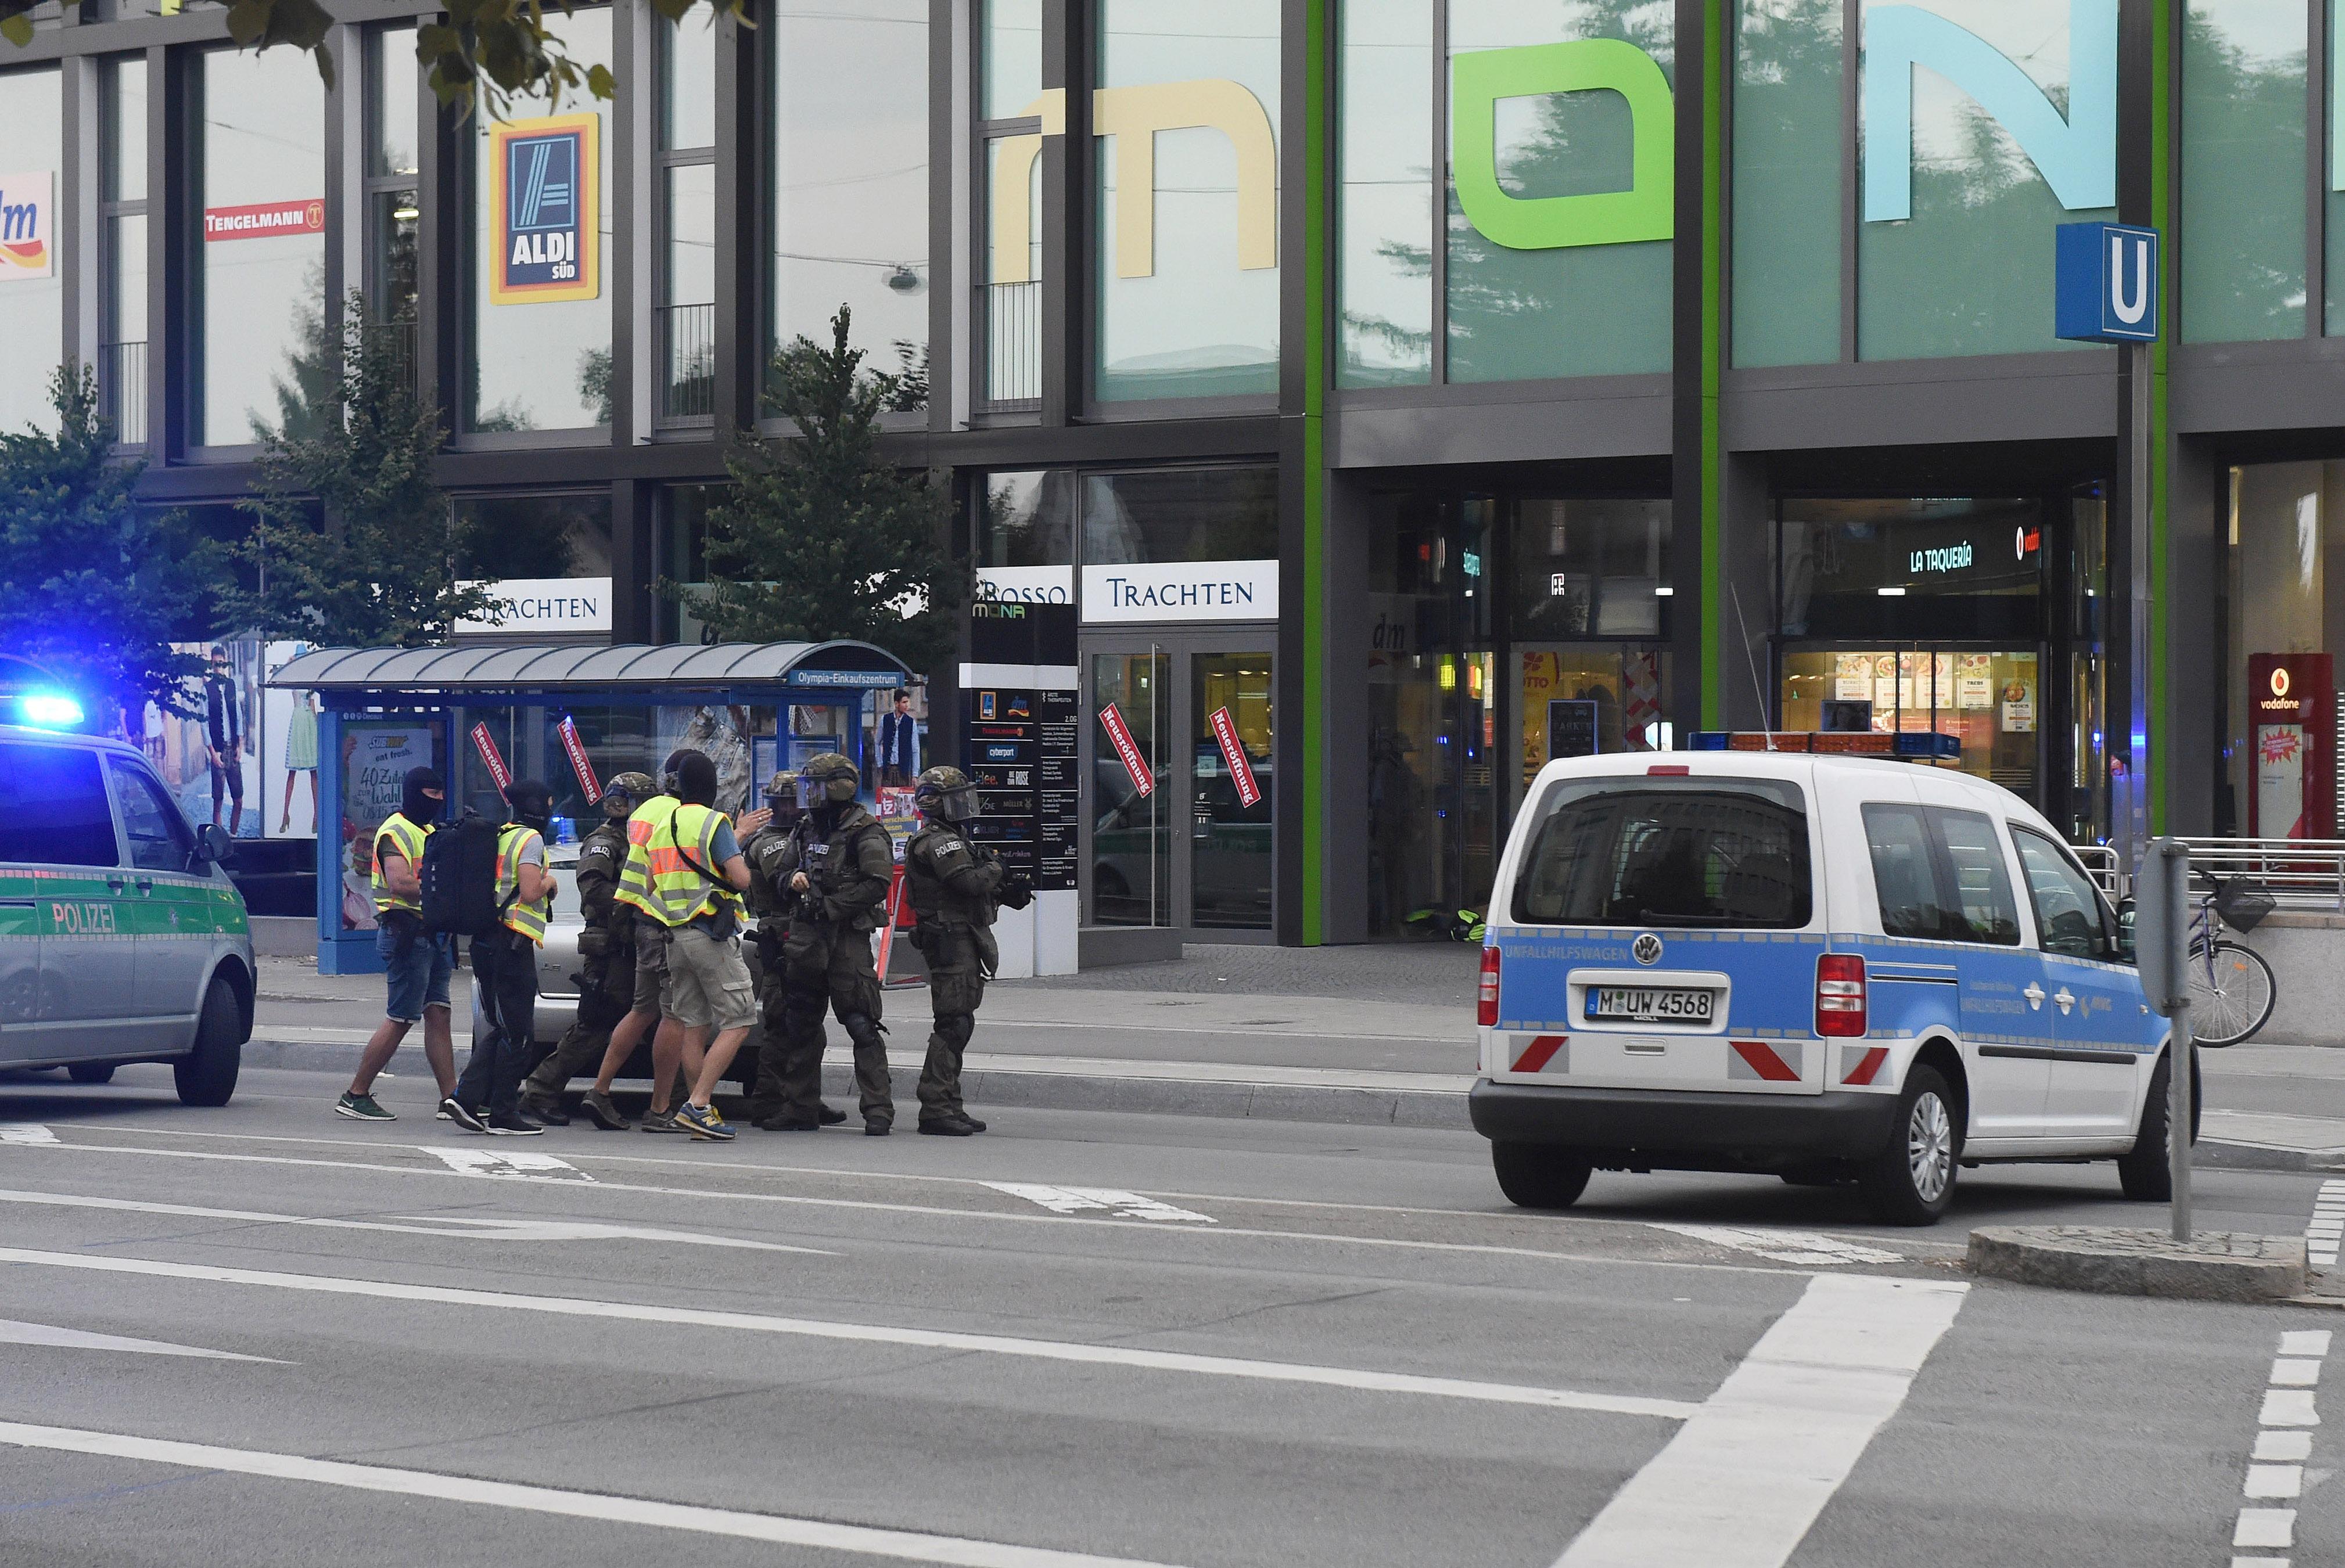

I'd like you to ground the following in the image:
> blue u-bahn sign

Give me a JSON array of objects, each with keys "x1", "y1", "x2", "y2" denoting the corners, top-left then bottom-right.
[{"x1": 2055, "y1": 222, "x2": 2160, "y2": 344}]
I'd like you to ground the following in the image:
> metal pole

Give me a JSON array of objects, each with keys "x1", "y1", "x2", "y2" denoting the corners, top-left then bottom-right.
[
  {"x1": 2170, "y1": 998, "x2": 2193, "y2": 1243},
  {"x1": 2154, "y1": 836, "x2": 2193, "y2": 1243}
]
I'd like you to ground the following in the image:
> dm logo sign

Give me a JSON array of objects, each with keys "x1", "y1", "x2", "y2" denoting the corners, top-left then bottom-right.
[
  {"x1": 490, "y1": 114, "x2": 599, "y2": 305},
  {"x1": 2055, "y1": 222, "x2": 2159, "y2": 344},
  {"x1": 0, "y1": 170, "x2": 53, "y2": 279}
]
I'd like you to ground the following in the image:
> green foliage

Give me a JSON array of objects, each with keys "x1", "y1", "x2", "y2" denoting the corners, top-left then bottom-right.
[
  {"x1": 231, "y1": 296, "x2": 505, "y2": 648},
  {"x1": 0, "y1": 366, "x2": 225, "y2": 724},
  {"x1": 671, "y1": 308, "x2": 963, "y2": 671}
]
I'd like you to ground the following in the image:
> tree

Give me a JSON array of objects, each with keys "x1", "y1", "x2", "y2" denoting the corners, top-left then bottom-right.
[
  {"x1": 671, "y1": 307, "x2": 963, "y2": 670},
  {"x1": 230, "y1": 295, "x2": 505, "y2": 648},
  {"x1": 0, "y1": 366, "x2": 227, "y2": 725},
  {"x1": 2, "y1": 0, "x2": 732, "y2": 121}
]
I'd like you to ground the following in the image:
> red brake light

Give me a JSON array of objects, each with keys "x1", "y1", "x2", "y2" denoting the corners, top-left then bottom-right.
[
  {"x1": 1478, "y1": 945, "x2": 1502, "y2": 1027},
  {"x1": 1816, "y1": 954, "x2": 1867, "y2": 1038},
  {"x1": 1647, "y1": 764, "x2": 1691, "y2": 776}
]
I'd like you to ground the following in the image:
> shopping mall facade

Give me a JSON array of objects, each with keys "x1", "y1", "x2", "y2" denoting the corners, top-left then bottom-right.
[{"x1": 1, "y1": 0, "x2": 2337, "y2": 944}]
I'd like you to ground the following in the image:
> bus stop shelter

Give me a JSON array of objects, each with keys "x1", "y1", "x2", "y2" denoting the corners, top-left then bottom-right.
[{"x1": 269, "y1": 639, "x2": 914, "y2": 974}]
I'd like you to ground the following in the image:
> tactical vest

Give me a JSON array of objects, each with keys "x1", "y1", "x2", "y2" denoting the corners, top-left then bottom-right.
[
  {"x1": 802, "y1": 810, "x2": 893, "y2": 933},
  {"x1": 495, "y1": 824, "x2": 551, "y2": 944},
  {"x1": 371, "y1": 812, "x2": 430, "y2": 916},
  {"x1": 907, "y1": 823, "x2": 996, "y2": 931}
]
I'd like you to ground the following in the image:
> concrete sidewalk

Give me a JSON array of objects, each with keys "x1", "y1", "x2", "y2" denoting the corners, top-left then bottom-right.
[{"x1": 239, "y1": 947, "x2": 2345, "y2": 1166}]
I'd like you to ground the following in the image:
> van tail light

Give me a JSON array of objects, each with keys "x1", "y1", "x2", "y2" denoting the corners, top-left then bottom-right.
[
  {"x1": 1816, "y1": 954, "x2": 1867, "y2": 1038},
  {"x1": 1478, "y1": 945, "x2": 1502, "y2": 1027}
]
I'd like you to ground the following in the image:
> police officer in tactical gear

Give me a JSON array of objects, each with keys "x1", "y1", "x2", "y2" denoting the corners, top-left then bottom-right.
[
  {"x1": 520, "y1": 772, "x2": 656, "y2": 1125},
  {"x1": 744, "y1": 771, "x2": 846, "y2": 1128},
  {"x1": 760, "y1": 753, "x2": 896, "y2": 1132},
  {"x1": 904, "y1": 767, "x2": 1030, "y2": 1135}
]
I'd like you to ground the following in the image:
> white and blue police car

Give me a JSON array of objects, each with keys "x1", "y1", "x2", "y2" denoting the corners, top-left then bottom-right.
[{"x1": 1471, "y1": 735, "x2": 2181, "y2": 1224}]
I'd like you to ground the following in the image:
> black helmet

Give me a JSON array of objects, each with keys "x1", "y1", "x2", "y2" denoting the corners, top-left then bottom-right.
[
  {"x1": 913, "y1": 765, "x2": 979, "y2": 825},
  {"x1": 798, "y1": 752, "x2": 859, "y2": 810},
  {"x1": 603, "y1": 771, "x2": 655, "y2": 819}
]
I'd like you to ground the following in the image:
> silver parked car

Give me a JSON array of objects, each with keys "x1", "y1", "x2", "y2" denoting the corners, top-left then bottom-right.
[{"x1": 0, "y1": 724, "x2": 254, "y2": 1105}]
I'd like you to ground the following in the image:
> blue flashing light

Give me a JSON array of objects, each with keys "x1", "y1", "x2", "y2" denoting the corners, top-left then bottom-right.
[
  {"x1": 1891, "y1": 731, "x2": 1960, "y2": 761},
  {"x1": 19, "y1": 693, "x2": 84, "y2": 729},
  {"x1": 1689, "y1": 732, "x2": 1732, "y2": 750}
]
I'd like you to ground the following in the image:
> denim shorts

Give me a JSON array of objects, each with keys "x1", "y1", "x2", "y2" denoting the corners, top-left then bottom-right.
[{"x1": 378, "y1": 920, "x2": 454, "y2": 1023}]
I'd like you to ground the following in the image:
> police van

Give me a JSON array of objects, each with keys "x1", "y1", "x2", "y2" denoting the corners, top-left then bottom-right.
[
  {"x1": 0, "y1": 721, "x2": 253, "y2": 1105},
  {"x1": 1471, "y1": 735, "x2": 2176, "y2": 1224}
]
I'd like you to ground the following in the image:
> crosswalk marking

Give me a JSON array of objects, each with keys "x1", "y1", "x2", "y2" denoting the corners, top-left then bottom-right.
[
  {"x1": 2305, "y1": 1180, "x2": 2344, "y2": 1269},
  {"x1": 430, "y1": 1148, "x2": 594, "y2": 1182},
  {"x1": 983, "y1": 1184, "x2": 1215, "y2": 1224},
  {"x1": 0, "y1": 1124, "x2": 58, "y2": 1145},
  {"x1": 1646, "y1": 1223, "x2": 1902, "y2": 1267}
]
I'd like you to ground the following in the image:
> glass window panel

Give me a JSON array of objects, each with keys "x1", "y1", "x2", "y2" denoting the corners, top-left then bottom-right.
[
  {"x1": 197, "y1": 48, "x2": 326, "y2": 447},
  {"x1": 1732, "y1": 0, "x2": 1840, "y2": 366},
  {"x1": 2011, "y1": 826, "x2": 2113, "y2": 959},
  {"x1": 1863, "y1": 803, "x2": 1950, "y2": 938},
  {"x1": 468, "y1": 6, "x2": 613, "y2": 432},
  {"x1": 1509, "y1": 499, "x2": 1671, "y2": 639},
  {"x1": 771, "y1": 2, "x2": 929, "y2": 406},
  {"x1": 103, "y1": 55, "x2": 145, "y2": 203},
  {"x1": 1081, "y1": 466, "x2": 1278, "y2": 565},
  {"x1": 1446, "y1": 0, "x2": 1672, "y2": 383},
  {"x1": 666, "y1": 163, "x2": 716, "y2": 306},
  {"x1": 983, "y1": 0, "x2": 1043, "y2": 120},
  {"x1": 1338, "y1": 0, "x2": 1433, "y2": 387},
  {"x1": 371, "y1": 24, "x2": 418, "y2": 179},
  {"x1": 0, "y1": 67, "x2": 63, "y2": 434},
  {"x1": 454, "y1": 491, "x2": 615, "y2": 584},
  {"x1": 977, "y1": 469, "x2": 1078, "y2": 566},
  {"x1": 1856, "y1": 0, "x2": 2112, "y2": 360},
  {"x1": 1514, "y1": 778, "x2": 1813, "y2": 929},
  {"x1": 1094, "y1": 0, "x2": 1281, "y2": 402},
  {"x1": 1934, "y1": 807, "x2": 2020, "y2": 944},
  {"x1": 2182, "y1": 0, "x2": 2305, "y2": 343},
  {"x1": 110, "y1": 756, "x2": 196, "y2": 875},
  {"x1": 0, "y1": 743, "x2": 118, "y2": 868},
  {"x1": 662, "y1": 12, "x2": 717, "y2": 150},
  {"x1": 2326, "y1": 0, "x2": 2345, "y2": 334}
]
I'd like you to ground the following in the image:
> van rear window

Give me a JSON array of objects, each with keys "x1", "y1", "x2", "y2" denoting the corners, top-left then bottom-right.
[
  {"x1": 1511, "y1": 778, "x2": 1812, "y2": 929},
  {"x1": 0, "y1": 742, "x2": 120, "y2": 868}
]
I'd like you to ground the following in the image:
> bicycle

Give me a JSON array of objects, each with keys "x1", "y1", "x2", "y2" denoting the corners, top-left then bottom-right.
[{"x1": 2185, "y1": 875, "x2": 2278, "y2": 1047}]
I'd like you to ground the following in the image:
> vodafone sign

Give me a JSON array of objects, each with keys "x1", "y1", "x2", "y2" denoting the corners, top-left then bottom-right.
[{"x1": 204, "y1": 199, "x2": 325, "y2": 242}]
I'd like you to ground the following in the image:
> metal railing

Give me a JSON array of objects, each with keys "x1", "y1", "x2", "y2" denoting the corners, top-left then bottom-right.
[
  {"x1": 99, "y1": 339, "x2": 145, "y2": 446},
  {"x1": 979, "y1": 280, "x2": 1041, "y2": 409},
  {"x1": 2076, "y1": 837, "x2": 2345, "y2": 911},
  {"x1": 658, "y1": 302, "x2": 716, "y2": 423}
]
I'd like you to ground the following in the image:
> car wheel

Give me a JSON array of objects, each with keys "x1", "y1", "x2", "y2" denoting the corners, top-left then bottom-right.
[
  {"x1": 1858, "y1": 1066, "x2": 1959, "y2": 1225},
  {"x1": 66, "y1": 1062, "x2": 116, "y2": 1085},
  {"x1": 173, "y1": 977, "x2": 242, "y2": 1108},
  {"x1": 2118, "y1": 1048, "x2": 2199, "y2": 1202},
  {"x1": 1491, "y1": 1142, "x2": 1593, "y2": 1209}
]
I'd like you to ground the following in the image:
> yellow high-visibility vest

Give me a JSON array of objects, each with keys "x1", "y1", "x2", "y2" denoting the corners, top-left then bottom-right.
[
  {"x1": 616, "y1": 798, "x2": 742, "y2": 928},
  {"x1": 495, "y1": 824, "x2": 550, "y2": 944},
  {"x1": 371, "y1": 812, "x2": 430, "y2": 916}
]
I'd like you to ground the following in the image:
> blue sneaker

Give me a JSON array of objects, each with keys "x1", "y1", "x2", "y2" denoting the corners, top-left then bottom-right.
[{"x1": 676, "y1": 1103, "x2": 734, "y2": 1142}]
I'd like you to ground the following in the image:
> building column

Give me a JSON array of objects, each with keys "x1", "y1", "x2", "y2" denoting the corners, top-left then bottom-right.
[{"x1": 1670, "y1": 0, "x2": 1726, "y2": 737}]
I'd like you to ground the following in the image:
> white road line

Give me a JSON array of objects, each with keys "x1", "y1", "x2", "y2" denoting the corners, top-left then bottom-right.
[
  {"x1": 0, "y1": 1189, "x2": 832, "y2": 1254},
  {"x1": 12, "y1": 1136, "x2": 1823, "y2": 1279},
  {"x1": 983, "y1": 1184, "x2": 1215, "y2": 1224},
  {"x1": 0, "y1": 1421, "x2": 1186, "y2": 1568},
  {"x1": 1550, "y1": 1274, "x2": 1969, "y2": 1568},
  {"x1": 2235, "y1": 1324, "x2": 2336, "y2": 1566},
  {"x1": 1644, "y1": 1224, "x2": 1901, "y2": 1267},
  {"x1": 0, "y1": 1318, "x2": 285, "y2": 1363},
  {"x1": 0, "y1": 1246, "x2": 1701, "y2": 1420},
  {"x1": 0, "y1": 1124, "x2": 57, "y2": 1145},
  {"x1": 2306, "y1": 1179, "x2": 2345, "y2": 1269},
  {"x1": 430, "y1": 1148, "x2": 594, "y2": 1182}
]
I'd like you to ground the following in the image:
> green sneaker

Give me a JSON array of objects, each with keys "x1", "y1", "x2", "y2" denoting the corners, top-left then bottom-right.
[
  {"x1": 677, "y1": 1103, "x2": 734, "y2": 1142},
  {"x1": 335, "y1": 1092, "x2": 395, "y2": 1122}
]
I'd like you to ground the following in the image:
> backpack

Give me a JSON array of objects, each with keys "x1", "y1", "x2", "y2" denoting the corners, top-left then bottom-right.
[{"x1": 419, "y1": 810, "x2": 507, "y2": 938}]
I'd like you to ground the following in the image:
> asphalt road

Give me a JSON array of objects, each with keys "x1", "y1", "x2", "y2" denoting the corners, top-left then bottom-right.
[{"x1": 0, "y1": 1062, "x2": 2338, "y2": 1567}]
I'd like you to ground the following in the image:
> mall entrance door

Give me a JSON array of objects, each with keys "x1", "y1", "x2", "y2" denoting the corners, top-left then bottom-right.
[
  {"x1": 1780, "y1": 645, "x2": 2046, "y2": 799},
  {"x1": 1084, "y1": 635, "x2": 1275, "y2": 936}
]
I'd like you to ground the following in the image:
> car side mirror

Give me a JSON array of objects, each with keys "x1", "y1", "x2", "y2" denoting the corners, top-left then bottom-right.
[
  {"x1": 2114, "y1": 897, "x2": 2137, "y2": 964},
  {"x1": 195, "y1": 823, "x2": 234, "y2": 865}
]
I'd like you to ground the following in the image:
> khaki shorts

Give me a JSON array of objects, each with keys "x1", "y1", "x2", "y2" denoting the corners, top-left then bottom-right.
[
  {"x1": 663, "y1": 923, "x2": 757, "y2": 1032},
  {"x1": 632, "y1": 915, "x2": 669, "y2": 1013}
]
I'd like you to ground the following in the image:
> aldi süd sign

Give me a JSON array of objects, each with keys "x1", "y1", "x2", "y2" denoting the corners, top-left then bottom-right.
[
  {"x1": 490, "y1": 113, "x2": 599, "y2": 305},
  {"x1": 0, "y1": 170, "x2": 51, "y2": 279}
]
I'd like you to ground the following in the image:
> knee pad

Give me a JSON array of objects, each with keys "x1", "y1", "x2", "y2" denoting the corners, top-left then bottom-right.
[
  {"x1": 939, "y1": 1013, "x2": 975, "y2": 1051},
  {"x1": 839, "y1": 1012, "x2": 884, "y2": 1050}
]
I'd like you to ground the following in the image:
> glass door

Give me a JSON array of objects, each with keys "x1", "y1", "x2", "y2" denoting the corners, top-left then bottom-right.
[
  {"x1": 1088, "y1": 647, "x2": 1169, "y2": 926},
  {"x1": 1084, "y1": 638, "x2": 1277, "y2": 933}
]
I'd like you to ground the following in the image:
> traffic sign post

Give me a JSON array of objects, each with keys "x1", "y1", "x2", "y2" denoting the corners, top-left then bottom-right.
[{"x1": 2132, "y1": 836, "x2": 2194, "y2": 1242}]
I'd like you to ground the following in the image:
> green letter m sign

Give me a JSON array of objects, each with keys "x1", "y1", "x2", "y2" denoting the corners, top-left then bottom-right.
[{"x1": 1452, "y1": 39, "x2": 1675, "y2": 251}]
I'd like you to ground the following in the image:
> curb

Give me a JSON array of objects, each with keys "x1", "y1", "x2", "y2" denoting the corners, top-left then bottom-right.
[
  {"x1": 2195, "y1": 1139, "x2": 2345, "y2": 1174},
  {"x1": 1968, "y1": 1225, "x2": 2308, "y2": 1302}
]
